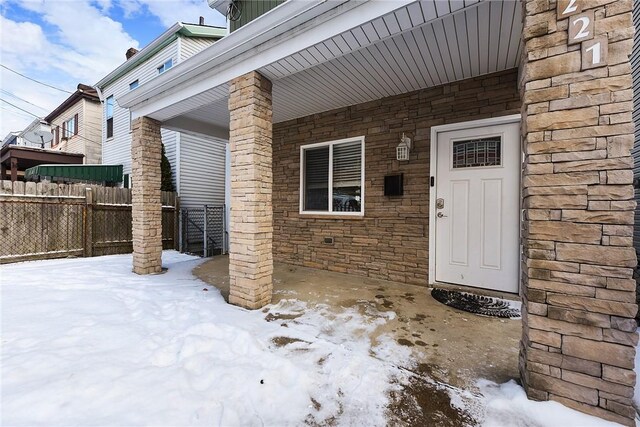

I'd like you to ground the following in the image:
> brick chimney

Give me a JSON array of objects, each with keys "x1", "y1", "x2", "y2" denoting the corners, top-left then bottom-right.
[{"x1": 126, "y1": 47, "x2": 139, "y2": 60}]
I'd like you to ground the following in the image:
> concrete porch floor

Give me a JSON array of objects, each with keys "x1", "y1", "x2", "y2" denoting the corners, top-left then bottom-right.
[{"x1": 194, "y1": 256, "x2": 522, "y2": 424}]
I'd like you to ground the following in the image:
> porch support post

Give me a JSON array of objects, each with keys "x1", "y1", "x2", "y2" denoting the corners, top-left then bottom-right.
[
  {"x1": 520, "y1": 1, "x2": 636, "y2": 425},
  {"x1": 227, "y1": 71, "x2": 273, "y2": 310},
  {"x1": 10, "y1": 158, "x2": 17, "y2": 182},
  {"x1": 131, "y1": 116, "x2": 163, "y2": 274}
]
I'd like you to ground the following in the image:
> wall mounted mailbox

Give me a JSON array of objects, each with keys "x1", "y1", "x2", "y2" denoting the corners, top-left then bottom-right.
[{"x1": 384, "y1": 174, "x2": 403, "y2": 196}]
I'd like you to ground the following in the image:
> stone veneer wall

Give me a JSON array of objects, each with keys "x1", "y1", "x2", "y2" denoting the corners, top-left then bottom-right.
[
  {"x1": 520, "y1": 0, "x2": 637, "y2": 425},
  {"x1": 131, "y1": 116, "x2": 163, "y2": 274},
  {"x1": 272, "y1": 69, "x2": 520, "y2": 285}
]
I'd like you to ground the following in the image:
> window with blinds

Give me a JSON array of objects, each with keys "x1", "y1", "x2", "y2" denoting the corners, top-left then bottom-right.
[{"x1": 301, "y1": 137, "x2": 364, "y2": 215}]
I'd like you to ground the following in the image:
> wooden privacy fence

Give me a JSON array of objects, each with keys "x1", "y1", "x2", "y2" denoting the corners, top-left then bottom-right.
[{"x1": 0, "y1": 180, "x2": 178, "y2": 264}]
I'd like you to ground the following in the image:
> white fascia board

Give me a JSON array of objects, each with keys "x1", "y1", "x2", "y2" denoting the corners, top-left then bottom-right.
[
  {"x1": 121, "y1": 0, "x2": 416, "y2": 119},
  {"x1": 208, "y1": 0, "x2": 230, "y2": 15},
  {"x1": 119, "y1": 0, "x2": 338, "y2": 112}
]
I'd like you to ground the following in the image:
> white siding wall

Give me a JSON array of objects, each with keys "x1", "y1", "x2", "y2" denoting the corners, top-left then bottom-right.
[
  {"x1": 48, "y1": 101, "x2": 86, "y2": 160},
  {"x1": 101, "y1": 33, "x2": 226, "y2": 208},
  {"x1": 101, "y1": 41, "x2": 180, "y2": 182},
  {"x1": 82, "y1": 99, "x2": 102, "y2": 164},
  {"x1": 179, "y1": 36, "x2": 218, "y2": 61},
  {"x1": 178, "y1": 132, "x2": 226, "y2": 208}
]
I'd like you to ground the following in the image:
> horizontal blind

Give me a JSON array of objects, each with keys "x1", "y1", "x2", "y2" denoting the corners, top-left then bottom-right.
[
  {"x1": 333, "y1": 141, "x2": 361, "y2": 188},
  {"x1": 305, "y1": 146, "x2": 329, "y2": 189}
]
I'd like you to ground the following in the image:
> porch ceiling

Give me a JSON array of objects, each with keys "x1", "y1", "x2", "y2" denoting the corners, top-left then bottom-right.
[{"x1": 143, "y1": 0, "x2": 522, "y2": 134}]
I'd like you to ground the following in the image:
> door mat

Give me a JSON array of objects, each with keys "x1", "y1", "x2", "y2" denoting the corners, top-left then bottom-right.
[{"x1": 430, "y1": 288, "x2": 520, "y2": 319}]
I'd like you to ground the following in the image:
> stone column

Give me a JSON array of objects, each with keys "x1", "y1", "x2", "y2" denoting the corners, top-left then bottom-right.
[
  {"x1": 227, "y1": 71, "x2": 273, "y2": 309},
  {"x1": 10, "y1": 158, "x2": 17, "y2": 182},
  {"x1": 520, "y1": 1, "x2": 636, "y2": 425},
  {"x1": 131, "y1": 116, "x2": 163, "y2": 274}
]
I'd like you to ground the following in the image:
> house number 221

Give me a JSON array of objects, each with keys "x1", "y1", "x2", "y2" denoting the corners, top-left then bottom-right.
[{"x1": 558, "y1": 1, "x2": 607, "y2": 70}]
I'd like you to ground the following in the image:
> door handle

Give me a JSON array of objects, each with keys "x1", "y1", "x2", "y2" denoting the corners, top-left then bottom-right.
[{"x1": 437, "y1": 212, "x2": 447, "y2": 218}]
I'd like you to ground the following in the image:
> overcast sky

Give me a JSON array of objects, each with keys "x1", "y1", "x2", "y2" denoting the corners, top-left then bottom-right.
[{"x1": 0, "y1": 0, "x2": 226, "y2": 137}]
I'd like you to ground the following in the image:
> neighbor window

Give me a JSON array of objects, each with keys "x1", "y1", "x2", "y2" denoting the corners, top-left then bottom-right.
[
  {"x1": 106, "y1": 95, "x2": 114, "y2": 138},
  {"x1": 63, "y1": 115, "x2": 77, "y2": 138},
  {"x1": 300, "y1": 137, "x2": 364, "y2": 215},
  {"x1": 129, "y1": 80, "x2": 139, "y2": 90},
  {"x1": 157, "y1": 59, "x2": 172, "y2": 74},
  {"x1": 52, "y1": 126, "x2": 59, "y2": 147}
]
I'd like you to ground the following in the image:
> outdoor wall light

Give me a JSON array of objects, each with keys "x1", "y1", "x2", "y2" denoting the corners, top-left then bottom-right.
[{"x1": 396, "y1": 133, "x2": 411, "y2": 161}]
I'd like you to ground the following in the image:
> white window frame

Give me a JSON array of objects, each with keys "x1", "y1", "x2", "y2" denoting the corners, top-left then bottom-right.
[
  {"x1": 129, "y1": 80, "x2": 139, "y2": 90},
  {"x1": 64, "y1": 116, "x2": 75, "y2": 138},
  {"x1": 299, "y1": 136, "x2": 365, "y2": 217},
  {"x1": 157, "y1": 59, "x2": 173, "y2": 74},
  {"x1": 105, "y1": 95, "x2": 114, "y2": 140}
]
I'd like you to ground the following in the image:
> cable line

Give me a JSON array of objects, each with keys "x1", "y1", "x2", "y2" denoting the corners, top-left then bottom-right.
[
  {"x1": 0, "y1": 64, "x2": 73, "y2": 94},
  {"x1": 0, "y1": 98, "x2": 42, "y2": 118},
  {"x1": 0, "y1": 89, "x2": 49, "y2": 112}
]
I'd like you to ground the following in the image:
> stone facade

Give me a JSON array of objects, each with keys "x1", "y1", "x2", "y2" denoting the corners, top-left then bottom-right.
[
  {"x1": 228, "y1": 71, "x2": 274, "y2": 309},
  {"x1": 272, "y1": 69, "x2": 520, "y2": 285},
  {"x1": 131, "y1": 116, "x2": 163, "y2": 274},
  {"x1": 520, "y1": 0, "x2": 637, "y2": 425}
]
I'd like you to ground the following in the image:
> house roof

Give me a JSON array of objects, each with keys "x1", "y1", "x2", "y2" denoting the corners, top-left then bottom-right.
[
  {"x1": 94, "y1": 23, "x2": 226, "y2": 90},
  {"x1": 44, "y1": 84, "x2": 99, "y2": 123}
]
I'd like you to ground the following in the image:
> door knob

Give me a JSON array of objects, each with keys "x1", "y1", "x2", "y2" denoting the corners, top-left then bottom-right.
[{"x1": 437, "y1": 212, "x2": 447, "y2": 218}]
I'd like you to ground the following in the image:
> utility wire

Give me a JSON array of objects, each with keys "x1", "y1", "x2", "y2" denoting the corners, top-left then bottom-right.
[
  {"x1": 0, "y1": 105, "x2": 36, "y2": 120},
  {"x1": 0, "y1": 98, "x2": 42, "y2": 119},
  {"x1": 0, "y1": 64, "x2": 73, "y2": 94},
  {"x1": 0, "y1": 89, "x2": 49, "y2": 112}
]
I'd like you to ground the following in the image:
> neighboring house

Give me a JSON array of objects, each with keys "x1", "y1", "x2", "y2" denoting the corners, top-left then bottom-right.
[
  {"x1": 0, "y1": 119, "x2": 85, "y2": 181},
  {"x1": 3, "y1": 119, "x2": 49, "y2": 149},
  {"x1": 44, "y1": 84, "x2": 102, "y2": 164},
  {"x1": 94, "y1": 21, "x2": 227, "y2": 209},
  {"x1": 1, "y1": 131, "x2": 21, "y2": 147},
  {"x1": 117, "y1": 1, "x2": 637, "y2": 425}
]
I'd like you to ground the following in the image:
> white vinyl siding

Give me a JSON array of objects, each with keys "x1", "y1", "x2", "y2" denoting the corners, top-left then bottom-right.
[
  {"x1": 48, "y1": 101, "x2": 84, "y2": 159},
  {"x1": 100, "y1": 34, "x2": 224, "y2": 198},
  {"x1": 101, "y1": 41, "x2": 179, "y2": 180},
  {"x1": 178, "y1": 133, "x2": 226, "y2": 208},
  {"x1": 82, "y1": 99, "x2": 102, "y2": 164},
  {"x1": 179, "y1": 37, "x2": 219, "y2": 61}
]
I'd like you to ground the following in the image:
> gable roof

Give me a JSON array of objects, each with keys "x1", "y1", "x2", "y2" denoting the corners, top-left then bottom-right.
[
  {"x1": 44, "y1": 84, "x2": 99, "y2": 123},
  {"x1": 94, "y1": 23, "x2": 226, "y2": 90}
]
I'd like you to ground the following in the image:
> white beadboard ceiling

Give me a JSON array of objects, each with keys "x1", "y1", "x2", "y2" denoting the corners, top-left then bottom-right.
[{"x1": 151, "y1": 0, "x2": 522, "y2": 132}]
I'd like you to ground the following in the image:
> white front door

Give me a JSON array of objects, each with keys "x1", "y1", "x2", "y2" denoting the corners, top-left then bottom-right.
[{"x1": 434, "y1": 121, "x2": 520, "y2": 293}]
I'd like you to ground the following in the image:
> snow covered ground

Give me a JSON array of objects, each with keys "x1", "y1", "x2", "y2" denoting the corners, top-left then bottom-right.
[{"x1": 0, "y1": 251, "x2": 627, "y2": 426}]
